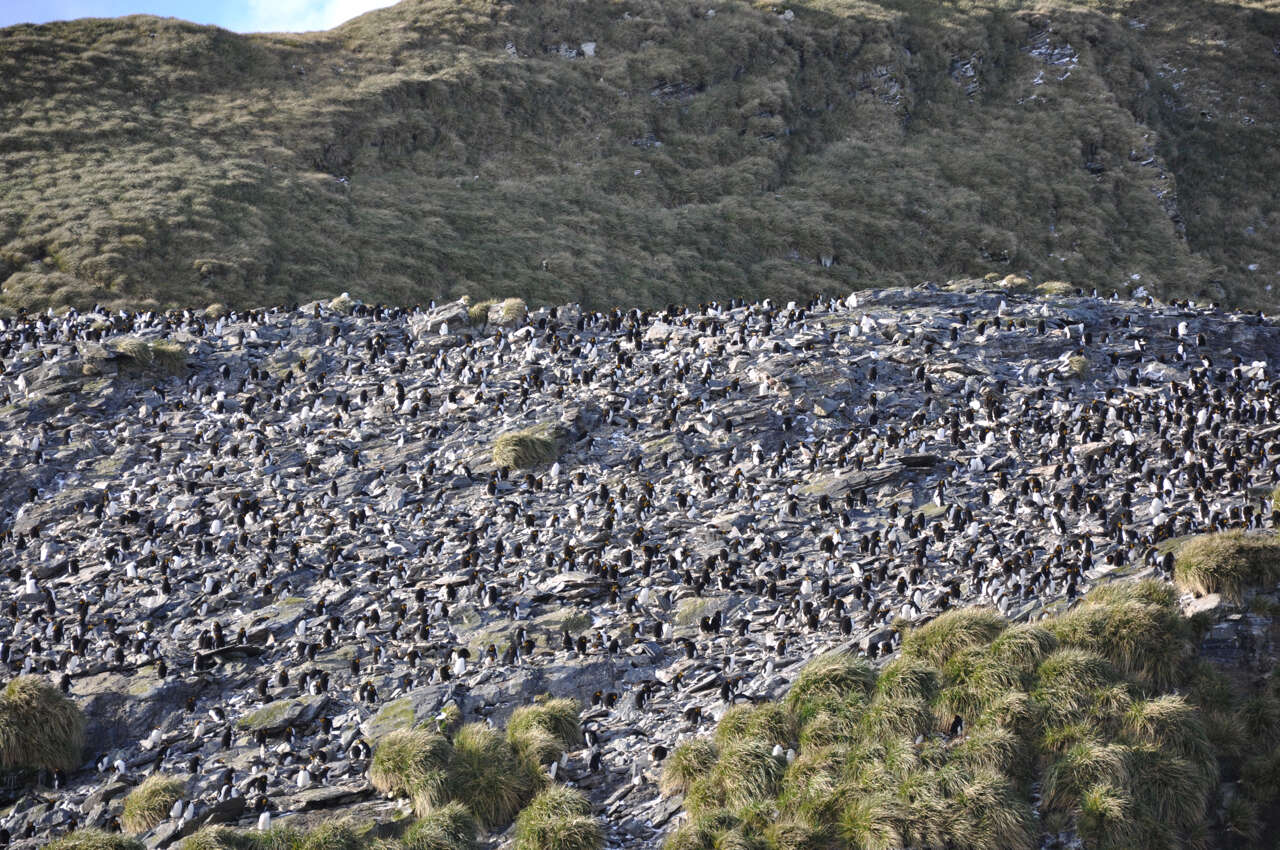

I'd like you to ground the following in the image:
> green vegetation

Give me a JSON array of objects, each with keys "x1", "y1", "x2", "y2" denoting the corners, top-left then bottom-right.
[
  {"x1": 110, "y1": 337, "x2": 188, "y2": 375},
  {"x1": 506, "y1": 697, "x2": 585, "y2": 769},
  {"x1": 401, "y1": 803, "x2": 478, "y2": 850},
  {"x1": 180, "y1": 821, "x2": 367, "y2": 850},
  {"x1": 0, "y1": 674, "x2": 85, "y2": 772},
  {"x1": 45, "y1": 831, "x2": 146, "y2": 850},
  {"x1": 371, "y1": 698, "x2": 584, "y2": 831},
  {"x1": 121, "y1": 774, "x2": 185, "y2": 833},
  {"x1": 496, "y1": 298, "x2": 528, "y2": 325},
  {"x1": 660, "y1": 577, "x2": 1280, "y2": 849},
  {"x1": 493, "y1": 425, "x2": 560, "y2": 470},
  {"x1": 369, "y1": 727, "x2": 454, "y2": 814},
  {"x1": 660, "y1": 740, "x2": 719, "y2": 797},
  {"x1": 447, "y1": 722, "x2": 545, "y2": 829},
  {"x1": 514, "y1": 786, "x2": 604, "y2": 850},
  {"x1": 179, "y1": 808, "x2": 468, "y2": 850},
  {"x1": 1174, "y1": 531, "x2": 1280, "y2": 603},
  {"x1": 466, "y1": 300, "x2": 497, "y2": 325},
  {"x1": 0, "y1": 0, "x2": 1277, "y2": 313},
  {"x1": 1067, "y1": 355, "x2": 1089, "y2": 379},
  {"x1": 464, "y1": 297, "x2": 526, "y2": 325}
]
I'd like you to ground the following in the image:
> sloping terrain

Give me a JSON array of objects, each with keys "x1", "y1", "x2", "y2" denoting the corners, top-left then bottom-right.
[
  {"x1": 0, "y1": 0, "x2": 1278, "y2": 313},
  {"x1": 0, "y1": 284, "x2": 1278, "y2": 848}
]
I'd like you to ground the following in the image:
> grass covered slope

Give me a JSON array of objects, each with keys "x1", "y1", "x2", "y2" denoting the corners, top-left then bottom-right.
[
  {"x1": 0, "y1": 0, "x2": 1277, "y2": 312},
  {"x1": 660, "y1": 579, "x2": 1280, "y2": 850}
]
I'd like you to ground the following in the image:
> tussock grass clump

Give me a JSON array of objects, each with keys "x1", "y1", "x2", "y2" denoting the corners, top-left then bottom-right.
[
  {"x1": 661, "y1": 573, "x2": 1276, "y2": 850},
  {"x1": 496, "y1": 298, "x2": 528, "y2": 326},
  {"x1": 988, "y1": 623, "x2": 1059, "y2": 673},
  {"x1": 178, "y1": 827, "x2": 261, "y2": 850},
  {"x1": 1051, "y1": 583, "x2": 1192, "y2": 690},
  {"x1": 873, "y1": 656, "x2": 940, "y2": 704},
  {"x1": 900, "y1": 608, "x2": 1007, "y2": 667},
  {"x1": 369, "y1": 728, "x2": 453, "y2": 812},
  {"x1": 110, "y1": 336, "x2": 187, "y2": 375},
  {"x1": 1237, "y1": 694, "x2": 1280, "y2": 750},
  {"x1": 795, "y1": 696, "x2": 866, "y2": 750},
  {"x1": 45, "y1": 831, "x2": 146, "y2": 850},
  {"x1": 947, "y1": 769, "x2": 1036, "y2": 850},
  {"x1": 466, "y1": 300, "x2": 496, "y2": 325},
  {"x1": 711, "y1": 742, "x2": 786, "y2": 808},
  {"x1": 1037, "y1": 280, "x2": 1077, "y2": 296},
  {"x1": 1066, "y1": 355, "x2": 1089, "y2": 379},
  {"x1": 784, "y1": 652, "x2": 875, "y2": 714},
  {"x1": 713, "y1": 702, "x2": 797, "y2": 750},
  {"x1": 122, "y1": 773, "x2": 185, "y2": 833},
  {"x1": 506, "y1": 697, "x2": 583, "y2": 768},
  {"x1": 660, "y1": 739, "x2": 718, "y2": 797},
  {"x1": 401, "y1": 802, "x2": 477, "y2": 850},
  {"x1": 1174, "y1": 531, "x2": 1280, "y2": 603},
  {"x1": 0, "y1": 674, "x2": 85, "y2": 772},
  {"x1": 492, "y1": 426, "x2": 559, "y2": 470},
  {"x1": 179, "y1": 822, "x2": 366, "y2": 850},
  {"x1": 513, "y1": 786, "x2": 603, "y2": 850},
  {"x1": 447, "y1": 722, "x2": 543, "y2": 829},
  {"x1": 328, "y1": 293, "x2": 355, "y2": 316},
  {"x1": 662, "y1": 810, "x2": 742, "y2": 850},
  {"x1": 294, "y1": 821, "x2": 365, "y2": 850}
]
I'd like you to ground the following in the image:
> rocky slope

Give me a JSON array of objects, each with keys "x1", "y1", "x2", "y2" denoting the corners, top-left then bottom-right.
[
  {"x1": 1, "y1": 0, "x2": 1279, "y2": 313},
  {"x1": 0, "y1": 283, "x2": 1278, "y2": 847}
]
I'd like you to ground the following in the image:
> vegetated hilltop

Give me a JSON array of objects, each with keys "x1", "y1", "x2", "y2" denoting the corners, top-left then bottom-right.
[{"x1": 0, "y1": 0, "x2": 1277, "y2": 313}]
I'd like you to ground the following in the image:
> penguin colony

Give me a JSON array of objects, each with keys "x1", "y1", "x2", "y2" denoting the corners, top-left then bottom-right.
[{"x1": 0, "y1": 283, "x2": 1278, "y2": 847}]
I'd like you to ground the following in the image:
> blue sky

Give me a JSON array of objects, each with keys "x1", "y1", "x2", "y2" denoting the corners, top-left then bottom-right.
[{"x1": 0, "y1": 0, "x2": 397, "y2": 32}]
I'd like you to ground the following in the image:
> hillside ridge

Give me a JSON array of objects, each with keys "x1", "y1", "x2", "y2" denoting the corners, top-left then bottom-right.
[{"x1": 0, "y1": 0, "x2": 1278, "y2": 312}]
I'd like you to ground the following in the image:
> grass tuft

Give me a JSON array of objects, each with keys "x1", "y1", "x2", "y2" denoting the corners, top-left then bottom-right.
[
  {"x1": 492, "y1": 426, "x2": 560, "y2": 470},
  {"x1": 368, "y1": 728, "x2": 453, "y2": 812},
  {"x1": 44, "y1": 831, "x2": 146, "y2": 850},
  {"x1": 659, "y1": 739, "x2": 718, "y2": 797},
  {"x1": 873, "y1": 656, "x2": 940, "y2": 704},
  {"x1": 110, "y1": 337, "x2": 187, "y2": 375},
  {"x1": 713, "y1": 702, "x2": 797, "y2": 750},
  {"x1": 506, "y1": 697, "x2": 584, "y2": 765},
  {"x1": 900, "y1": 608, "x2": 1007, "y2": 667},
  {"x1": 121, "y1": 774, "x2": 185, "y2": 833},
  {"x1": 402, "y1": 802, "x2": 477, "y2": 850},
  {"x1": 447, "y1": 722, "x2": 543, "y2": 829},
  {"x1": 0, "y1": 674, "x2": 85, "y2": 772},
  {"x1": 1173, "y1": 531, "x2": 1280, "y2": 603},
  {"x1": 1051, "y1": 590, "x2": 1191, "y2": 690},
  {"x1": 294, "y1": 820, "x2": 364, "y2": 850},
  {"x1": 707, "y1": 741, "x2": 785, "y2": 810},
  {"x1": 513, "y1": 785, "x2": 603, "y2": 850},
  {"x1": 784, "y1": 651, "x2": 876, "y2": 715}
]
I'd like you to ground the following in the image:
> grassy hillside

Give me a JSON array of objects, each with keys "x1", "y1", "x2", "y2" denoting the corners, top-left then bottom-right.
[{"x1": 0, "y1": 0, "x2": 1277, "y2": 312}]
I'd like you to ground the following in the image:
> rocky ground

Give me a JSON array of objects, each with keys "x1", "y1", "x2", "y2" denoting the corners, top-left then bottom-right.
[{"x1": 0, "y1": 282, "x2": 1278, "y2": 848}]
